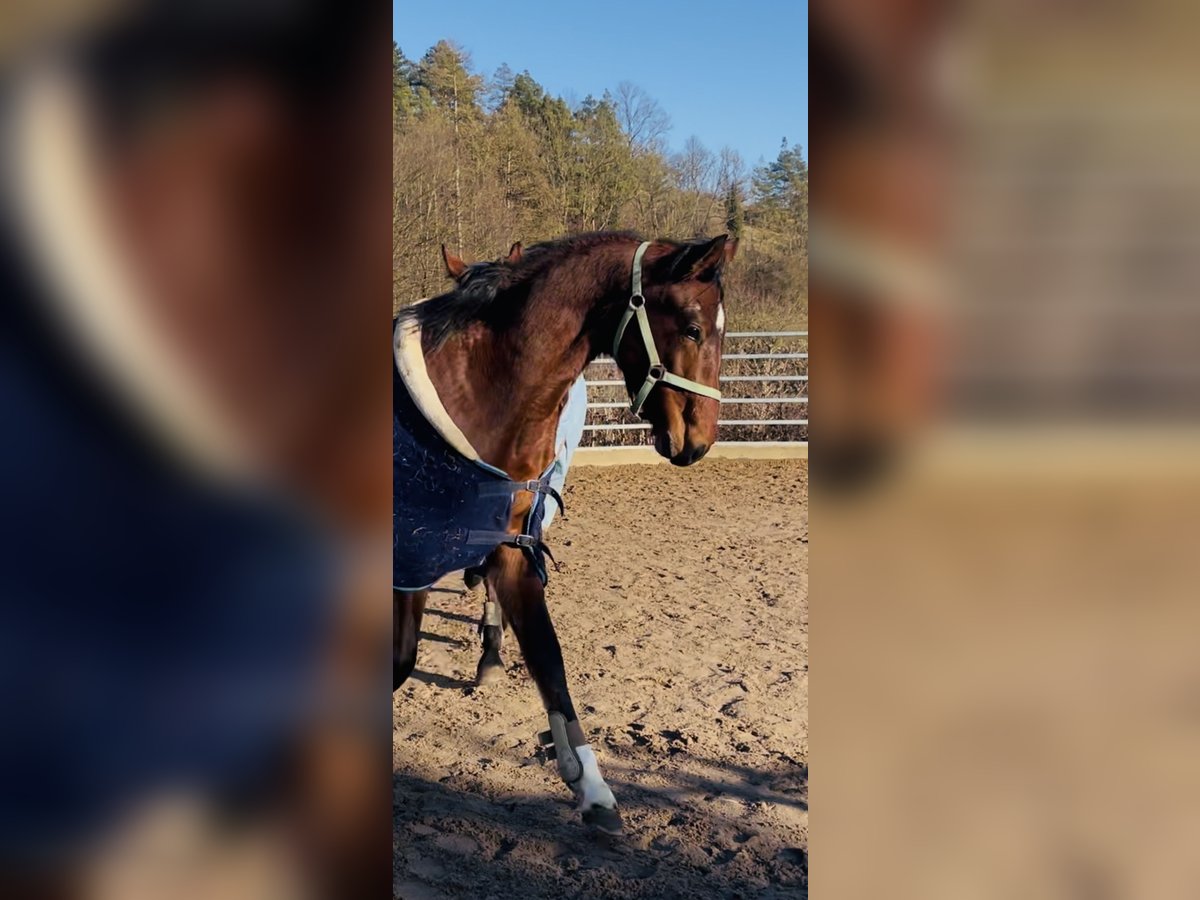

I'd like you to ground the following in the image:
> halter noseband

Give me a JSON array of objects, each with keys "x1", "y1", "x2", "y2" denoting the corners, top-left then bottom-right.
[{"x1": 611, "y1": 241, "x2": 723, "y2": 417}]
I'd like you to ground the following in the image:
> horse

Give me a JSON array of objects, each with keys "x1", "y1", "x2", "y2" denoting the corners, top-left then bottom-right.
[
  {"x1": 2, "y1": 6, "x2": 390, "y2": 895},
  {"x1": 439, "y1": 242, "x2": 588, "y2": 686},
  {"x1": 394, "y1": 230, "x2": 736, "y2": 834}
]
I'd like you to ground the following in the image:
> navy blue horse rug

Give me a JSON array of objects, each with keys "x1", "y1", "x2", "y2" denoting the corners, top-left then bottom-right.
[{"x1": 392, "y1": 319, "x2": 560, "y2": 590}]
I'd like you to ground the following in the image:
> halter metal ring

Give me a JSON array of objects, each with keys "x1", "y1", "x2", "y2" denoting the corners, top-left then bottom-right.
[
  {"x1": 648, "y1": 364, "x2": 665, "y2": 381},
  {"x1": 629, "y1": 293, "x2": 645, "y2": 309}
]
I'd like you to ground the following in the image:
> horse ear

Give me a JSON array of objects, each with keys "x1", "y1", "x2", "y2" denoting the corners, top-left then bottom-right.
[
  {"x1": 442, "y1": 244, "x2": 467, "y2": 280},
  {"x1": 658, "y1": 235, "x2": 732, "y2": 282},
  {"x1": 506, "y1": 242, "x2": 523, "y2": 264}
]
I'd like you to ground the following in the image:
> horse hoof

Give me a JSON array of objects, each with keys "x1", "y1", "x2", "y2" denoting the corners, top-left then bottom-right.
[
  {"x1": 475, "y1": 658, "x2": 505, "y2": 685},
  {"x1": 582, "y1": 804, "x2": 623, "y2": 835}
]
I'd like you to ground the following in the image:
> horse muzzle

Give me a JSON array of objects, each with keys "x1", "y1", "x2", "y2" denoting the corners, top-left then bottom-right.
[{"x1": 668, "y1": 439, "x2": 710, "y2": 467}]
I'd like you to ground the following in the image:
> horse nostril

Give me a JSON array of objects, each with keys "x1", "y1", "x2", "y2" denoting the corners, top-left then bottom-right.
[{"x1": 681, "y1": 443, "x2": 709, "y2": 465}]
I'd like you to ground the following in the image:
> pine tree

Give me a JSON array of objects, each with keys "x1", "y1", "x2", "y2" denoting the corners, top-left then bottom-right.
[
  {"x1": 506, "y1": 71, "x2": 546, "y2": 120},
  {"x1": 414, "y1": 41, "x2": 483, "y2": 122},
  {"x1": 486, "y1": 63, "x2": 516, "y2": 113},
  {"x1": 751, "y1": 138, "x2": 808, "y2": 249},
  {"x1": 752, "y1": 139, "x2": 807, "y2": 214},
  {"x1": 393, "y1": 43, "x2": 417, "y2": 126}
]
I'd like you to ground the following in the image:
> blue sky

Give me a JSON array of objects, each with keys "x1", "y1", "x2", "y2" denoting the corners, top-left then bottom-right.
[{"x1": 394, "y1": 0, "x2": 807, "y2": 169}]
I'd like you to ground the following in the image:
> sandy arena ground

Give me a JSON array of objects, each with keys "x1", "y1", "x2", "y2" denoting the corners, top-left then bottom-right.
[{"x1": 394, "y1": 459, "x2": 808, "y2": 899}]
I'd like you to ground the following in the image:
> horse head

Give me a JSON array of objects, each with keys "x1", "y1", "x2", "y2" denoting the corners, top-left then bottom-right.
[{"x1": 613, "y1": 235, "x2": 737, "y2": 466}]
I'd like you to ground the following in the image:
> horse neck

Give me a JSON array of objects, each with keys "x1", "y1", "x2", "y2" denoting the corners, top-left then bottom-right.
[{"x1": 427, "y1": 246, "x2": 629, "y2": 479}]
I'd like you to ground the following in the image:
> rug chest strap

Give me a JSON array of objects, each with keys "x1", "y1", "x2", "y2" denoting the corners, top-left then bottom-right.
[{"x1": 476, "y1": 478, "x2": 565, "y2": 514}]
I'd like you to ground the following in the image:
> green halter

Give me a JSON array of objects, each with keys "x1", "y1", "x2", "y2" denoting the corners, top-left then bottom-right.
[{"x1": 612, "y1": 241, "x2": 723, "y2": 417}]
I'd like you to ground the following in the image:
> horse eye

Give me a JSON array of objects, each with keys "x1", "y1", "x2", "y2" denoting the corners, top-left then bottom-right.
[{"x1": 684, "y1": 324, "x2": 703, "y2": 342}]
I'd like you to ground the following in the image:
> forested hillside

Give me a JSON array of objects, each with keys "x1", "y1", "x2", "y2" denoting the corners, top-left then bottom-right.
[{"x1": 393, "y1": 41, "x2": 807, "y2": 329}]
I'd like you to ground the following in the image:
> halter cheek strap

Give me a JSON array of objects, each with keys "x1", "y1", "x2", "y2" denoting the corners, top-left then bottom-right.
[{"x1": 611, "y1": 241, "x2": 723, "y2": 417}]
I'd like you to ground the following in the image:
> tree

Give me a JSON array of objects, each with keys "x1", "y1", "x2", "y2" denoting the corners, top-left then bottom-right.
[
  {"x1": 612, "y1": 81, "x2": 671, "y2": 152},
  {"x1": 413, "y1": 42, "x2": 484, "y2": 250},
  {"x1": 752, "y1": 139, "x2": 807, "y2": 215},
  {"x1": 506, "y1": 71, "x2": 546, "y2": 119},
  {"x1": 413, "y1": 41, "x2": 483, "y2": 123},
  {"x1": 751, "y1": 138, "x2": 808, "y2": 250},
  {"x1": 674, "y1": 136, "x2": 719, "y2": 234},
  {"x1": 716, "y1": 146, "x2": 745, "y2": 196},
  {"x1": 573, "y1": 96, "x2": 636, "y2": 230},
  {"x1": 485, "y1": 63, "x2": 516, "y2": 113},
  {"x1": 725, "y1": 183, "x2": 746, "y2": 240},
  {"x1": 393, "y1": 43, "x2": 417, "y2": 125},
  {"x1": 489, "y1": 102, "x2": 552, "y2": 221}
]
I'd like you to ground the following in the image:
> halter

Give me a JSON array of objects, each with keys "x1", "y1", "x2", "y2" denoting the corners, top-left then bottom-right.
[{"x1": 611, "y1": 241, "x2": 723, "y2": 417}]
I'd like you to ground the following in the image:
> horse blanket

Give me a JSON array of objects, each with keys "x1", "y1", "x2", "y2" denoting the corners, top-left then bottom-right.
[
  {"x1": 0, "y1": 231, "x2": 334, "y2": 856},
  {"x1": 393, "y1": 318, "x2": 584, "y2": 590}
]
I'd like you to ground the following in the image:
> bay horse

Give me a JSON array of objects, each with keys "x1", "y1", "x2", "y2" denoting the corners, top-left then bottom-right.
[
  {"x1": 394, "y1": 231, "x2": 735, "y2": 834},
  {"x1": 440, "y1": 241, "x2": 587, "y2": 687}
]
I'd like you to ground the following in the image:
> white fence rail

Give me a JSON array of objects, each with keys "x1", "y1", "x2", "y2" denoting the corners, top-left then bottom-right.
[{"x1": 583, "y1": 330, "x2": 808, "y2": 444}]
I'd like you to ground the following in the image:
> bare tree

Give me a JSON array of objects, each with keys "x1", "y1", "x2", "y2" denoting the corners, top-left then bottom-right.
[
  {"x1": 613, "y1": 81, "x2": 671, "y2": 152},
  {"x1": 675, "y1": 136, "x2": 714, "y2": 191},
  {"x1": 716, "y1": 146, "x2": 746, "y2": 195},
  {"x1": 674, "y1": 136, "x2": 719, "y2": 233}
]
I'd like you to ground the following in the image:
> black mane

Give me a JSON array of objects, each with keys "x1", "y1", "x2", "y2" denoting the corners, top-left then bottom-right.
[
  {"x1": 398, "y1": 261, "x2": 509, "y2": 349},
  {"x1": 398, "y1": 230, "x2": 718, "y2": 349}
]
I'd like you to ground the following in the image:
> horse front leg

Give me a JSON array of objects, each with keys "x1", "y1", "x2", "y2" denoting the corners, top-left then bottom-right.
[
  {"x1": 467, "y1": 561, "x2": 505, "y2": 685},
  {"x1": 393, "y1": 588, "x2": 427, "y2": 690},
  {"x1": 489, "y1": 547, "x2": 622, "y2": 834}
]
